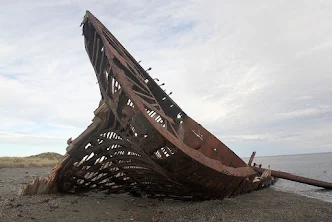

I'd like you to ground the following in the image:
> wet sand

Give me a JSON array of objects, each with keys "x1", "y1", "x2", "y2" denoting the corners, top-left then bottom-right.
[{"x1": 0, "y1": 167, "x2": 331, "y2": 222}]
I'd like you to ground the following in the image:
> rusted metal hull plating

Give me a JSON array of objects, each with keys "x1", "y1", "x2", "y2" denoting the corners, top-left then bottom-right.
[{"x1": 55, "y1": 11, "x2": 276, "y2": 200}]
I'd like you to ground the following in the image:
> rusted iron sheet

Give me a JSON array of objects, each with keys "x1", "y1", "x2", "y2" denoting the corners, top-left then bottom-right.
[{"x1": 23, "y1": 10, "x2": 330, "y2": 199}]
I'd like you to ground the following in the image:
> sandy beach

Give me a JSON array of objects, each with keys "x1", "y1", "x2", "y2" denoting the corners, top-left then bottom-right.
[{"x1": 0, "y1": 167, "x2": 331, "y2": 222}]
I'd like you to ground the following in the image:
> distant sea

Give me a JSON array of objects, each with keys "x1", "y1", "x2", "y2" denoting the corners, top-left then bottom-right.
[{"x1": 243, "y1": 152, "x2": 332, "y2": 203}]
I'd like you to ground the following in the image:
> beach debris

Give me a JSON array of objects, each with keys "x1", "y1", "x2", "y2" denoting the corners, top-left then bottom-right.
[
  {"x1": 252, "y1": 165, "x2": 332, "y2": 189},
  {"x1": 20, "y1": 161, "x2": 63, "y2": 195},
  {"x1": 21, "y1": 10, "x2": 332, "y2": 200}
]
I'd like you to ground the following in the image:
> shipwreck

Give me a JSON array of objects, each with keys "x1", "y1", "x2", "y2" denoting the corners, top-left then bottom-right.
[{"x1": 22, "y1": 11, "x2": 332, "y2": 200}]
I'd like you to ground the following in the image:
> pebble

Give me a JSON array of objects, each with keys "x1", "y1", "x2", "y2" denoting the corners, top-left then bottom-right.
[{"x1": 48, "y1": 201, "x2": 59, "y2": 209}]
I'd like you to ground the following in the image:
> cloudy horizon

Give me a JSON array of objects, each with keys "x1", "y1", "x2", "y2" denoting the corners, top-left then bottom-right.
[{"x1": 1, "y1": 0, "x2": 332, "y2": 157}]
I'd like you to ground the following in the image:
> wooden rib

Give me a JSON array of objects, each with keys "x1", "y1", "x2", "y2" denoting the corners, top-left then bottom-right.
[
  {"x1": 126, "y1": 77, "x2": 149, "y2": 94},
  {"x1": 98, "y1": 50, "x2": 105, "y2": 76},
  {"x1": 94, "y1": 38, "x2": 100, "y2": 67},
  {"x1": 139, "y1": 98, "x2": 175, "y2": 125},
  {"x1": 168, "y1": 123, "x2": 179, "y2": 138},
  {"x1": 91, "y1": 31, "x2": 97, "y2": 63},
  {"x1": 133, "y1": 90, "x2": 156, "y2": 101},
  {"x1": 150, "y1": 103, "x2": 161, "y2": 109}
]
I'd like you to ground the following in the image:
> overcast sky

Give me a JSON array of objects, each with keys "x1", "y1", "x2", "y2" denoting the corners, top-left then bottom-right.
[{"x1": 1, "y1": 0, "x2": 332, "y2": 157}]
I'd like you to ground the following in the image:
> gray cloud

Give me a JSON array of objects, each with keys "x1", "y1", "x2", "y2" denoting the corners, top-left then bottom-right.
[{"x1": 1, "y1": 0, "x2": 332, "y2": 156}]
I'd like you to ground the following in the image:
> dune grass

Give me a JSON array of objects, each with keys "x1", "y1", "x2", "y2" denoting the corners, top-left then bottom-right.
[{"x1": 0, "y1": 152, "x2": 63, "y2": 168}]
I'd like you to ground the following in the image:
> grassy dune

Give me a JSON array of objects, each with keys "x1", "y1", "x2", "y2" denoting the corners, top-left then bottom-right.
[{"x1": 0, "y1": 152, "x2": 63, "y2": 168}]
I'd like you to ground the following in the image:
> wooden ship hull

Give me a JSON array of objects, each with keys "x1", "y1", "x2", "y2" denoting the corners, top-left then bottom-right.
[
  {"x1": 52, "y1": 11, "x2": 275, "y2": 200},
  {"x1": 22, "y1": 11, "x2": 331, "y2": 199}
]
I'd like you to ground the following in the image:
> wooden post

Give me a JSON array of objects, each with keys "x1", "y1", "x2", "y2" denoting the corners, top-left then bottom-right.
[{"x1": 248, "y1": 151, "x2": 256, "y2": 166}]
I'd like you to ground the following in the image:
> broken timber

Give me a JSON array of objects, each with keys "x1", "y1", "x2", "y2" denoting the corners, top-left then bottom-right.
[{"x1": 22, "y1": 11, "x2": 332, "y2": 199}]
